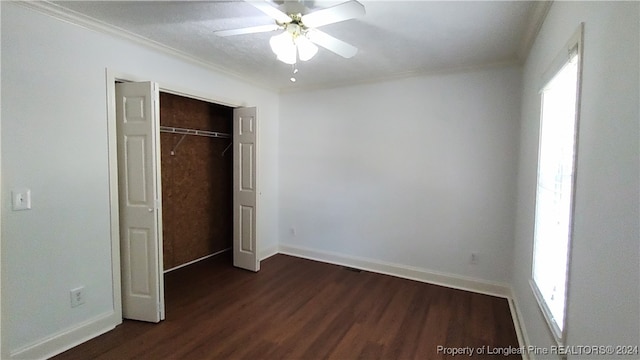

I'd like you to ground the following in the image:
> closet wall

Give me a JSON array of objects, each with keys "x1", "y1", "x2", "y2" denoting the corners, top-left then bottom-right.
[{"x1": 159, "y1": 92, "x2": 233, "y2": 270}]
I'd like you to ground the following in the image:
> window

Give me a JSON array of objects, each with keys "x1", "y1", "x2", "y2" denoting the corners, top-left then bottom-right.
[{"x1": 530, "y1": 25, "x2": 583, "y2": 343}]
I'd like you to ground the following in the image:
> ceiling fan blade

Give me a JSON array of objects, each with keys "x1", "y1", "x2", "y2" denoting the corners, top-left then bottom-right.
[
  {"x1": 307, "y1": 29, "x2": 358, "y2": 58},
  {"x1": 301, "y1": 1, "x2": 365, "y2": 28},
  {"x1": 247, "y1": 1, "x2": 292, "y2": 23},
  {"x1": 214, "y1": 24, "x2": 280, "y2": 37}
]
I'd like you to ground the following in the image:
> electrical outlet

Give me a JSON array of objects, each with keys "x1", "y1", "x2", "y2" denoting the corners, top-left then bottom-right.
[
  {"x1": 70, "y1": 287, "x2": 85, "y2": 308},
  {"x1": 470, "y1": 252, "x2": 479, "y2": 265},
  {"x1": 11, "y1": 188, "x2": 32, "y2": 211}
]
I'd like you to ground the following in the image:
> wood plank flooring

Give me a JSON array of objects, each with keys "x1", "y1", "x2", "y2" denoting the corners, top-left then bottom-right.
[{"x1": 53, "y1": 253, "x2": 521, "y2": 359}]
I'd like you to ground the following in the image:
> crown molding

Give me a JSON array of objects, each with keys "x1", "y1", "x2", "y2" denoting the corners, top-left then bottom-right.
[
  {"x1": 279, "y1": 59, "x2": 521, "y2": 94},
  {"x1": 14, "y1": 1, "x2": 277, "y2": 93},
  {"x1": 15, "y1": 1, "x2": 546, "y2": 95},
  {"x1": 518, "y1": 1, "x2": 553, "y2": 62}
]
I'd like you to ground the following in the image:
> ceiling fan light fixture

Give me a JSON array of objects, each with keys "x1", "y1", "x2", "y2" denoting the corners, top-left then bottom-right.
[
  {"x1": 270, "y1": 21, "x2": 318, "y2": 65},
  {"x1": 217, "y1": 0, "x2": 364, "y2": 67},
  {"x1": 270, "y1": 31, "x2": 297, "y2": 64},
  {"x1": 296, "y1": 35, "x2": 318, "y2": 62}
]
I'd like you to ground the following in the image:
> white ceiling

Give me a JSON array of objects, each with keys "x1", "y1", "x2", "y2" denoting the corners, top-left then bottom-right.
[{"x1": 50, "y1": 0, "x2": 545, "y2": 91}]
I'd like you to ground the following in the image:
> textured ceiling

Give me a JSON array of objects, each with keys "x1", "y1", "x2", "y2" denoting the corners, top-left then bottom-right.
[{"x1": 51, "y1": 0, "x2": 540, "y2": 91}]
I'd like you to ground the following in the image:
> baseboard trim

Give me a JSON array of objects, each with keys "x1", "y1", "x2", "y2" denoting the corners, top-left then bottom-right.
[
  {"x1": 8, "y1": 246, "x2": 528, "y2": 359},
  {"x1": 9, "y1": 311, "x2": 119, "y2": 360},
  {"x1": 508, "y1": 292, "x2": 532, "y2": 360},
  {"x1": 260, "y1": 244, "x2": 279, "y2": 261},
  {"x1": 278, "y1": 243, "x2": 511, "y2": 298}
]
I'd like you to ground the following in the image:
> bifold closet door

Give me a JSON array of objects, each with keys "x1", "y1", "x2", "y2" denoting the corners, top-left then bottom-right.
[
  {"x1": 115, "y1": 81, "x2": 165, "y2": 323},
  {"x1": 233, "y1": 107, "x2": 259, "y2": 272}
]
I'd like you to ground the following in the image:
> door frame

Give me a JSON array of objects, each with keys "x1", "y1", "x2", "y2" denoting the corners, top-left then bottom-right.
[{"x1": 105, "y1": 69, "x2": 245, "y2": 322}]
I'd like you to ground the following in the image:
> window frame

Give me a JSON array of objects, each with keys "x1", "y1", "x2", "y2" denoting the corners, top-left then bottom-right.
[{"x1": 530, "y1": 23, "x2": 584, "y2": 345}]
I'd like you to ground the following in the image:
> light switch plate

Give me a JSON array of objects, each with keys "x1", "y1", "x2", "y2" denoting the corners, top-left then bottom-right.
[{"x1": 12, "y1": 188, "x2": 32, "y2": 211}]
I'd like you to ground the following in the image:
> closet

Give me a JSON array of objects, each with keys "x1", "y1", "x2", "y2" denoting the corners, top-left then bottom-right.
[{"x1": 158, "y1": 92, "x2": 234, "y2": 271}]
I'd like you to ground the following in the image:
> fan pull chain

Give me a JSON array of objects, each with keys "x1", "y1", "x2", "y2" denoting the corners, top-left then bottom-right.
[{"x1": 290, "y1": 64, "x2": 299, "y2": 82}]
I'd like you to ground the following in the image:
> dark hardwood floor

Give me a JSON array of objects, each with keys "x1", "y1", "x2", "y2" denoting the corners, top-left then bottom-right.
[{"x1": 53, "y1": 253, "x2": 521, "y2": 359}]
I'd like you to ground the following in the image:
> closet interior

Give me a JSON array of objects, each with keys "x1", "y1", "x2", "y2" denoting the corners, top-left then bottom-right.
[{"x1": 159, "y1": 92, "x2": 234, "y2": 271}]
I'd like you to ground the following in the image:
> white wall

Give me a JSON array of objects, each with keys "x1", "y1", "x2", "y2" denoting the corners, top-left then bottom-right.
[
  {"x1": 1, "y1": 2, "x2": 279, "y2": 357},
  {"x1": 5, "y1": 1, "x2": 638, "y2": 358},
  {"x1": 279, "y1": 66, "x2": 522, "y2": 285},
  {"x1": 0, "y1": 2, "x2": 3, "y2": 357},
  {"x1": 512, "y1": 2, "x2": 639, "y2": 358}
]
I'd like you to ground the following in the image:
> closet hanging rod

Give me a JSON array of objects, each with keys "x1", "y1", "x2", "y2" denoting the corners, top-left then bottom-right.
[{"x1": 160, "y1": 126, "x2": 231, "y2": 139}]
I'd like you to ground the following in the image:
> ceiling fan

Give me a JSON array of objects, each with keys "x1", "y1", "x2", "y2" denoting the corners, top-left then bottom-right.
[{"x1": 214, "y1": 0, "x2": 365, "y2": 65}]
